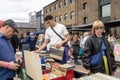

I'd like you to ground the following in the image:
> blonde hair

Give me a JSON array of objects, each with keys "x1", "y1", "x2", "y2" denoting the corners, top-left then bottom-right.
[{"x1": 92, "y1": 20, "x2": 105, "y2": 34}]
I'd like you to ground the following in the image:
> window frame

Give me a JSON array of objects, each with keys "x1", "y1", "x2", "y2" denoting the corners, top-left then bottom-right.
[
  {"x1": 83, "y1": 2, "x2": 87, "y2": 10},
  {"x1": 83, "y1": 17, "x2": 88, "y2": 24},
  {"x1": 64, "y1": 13, "x2": 68, "y2": 21},
  {"x1": 101, "y1": 4, "x2": 111, "y2": 17},
  {"x1": 70, "y1": 11, "x2": 75, "y2": 20},
  {"x1": 70, "y1": 0, "x2": 74, "y2": 3},
  {"x1": 59, "y1": 15, "x2": 63, "y2": 22},
  {"x1": 64, "y1": 0, "x2": 68, "y2": 6},
  {"x1": 59, "y1": 1, "x2": 62, "y2": 8}
]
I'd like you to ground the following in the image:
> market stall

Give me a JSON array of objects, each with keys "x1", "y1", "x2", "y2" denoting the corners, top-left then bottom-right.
[{"x1": 23, "y1": 50, "x2": 75, "y2": 80}]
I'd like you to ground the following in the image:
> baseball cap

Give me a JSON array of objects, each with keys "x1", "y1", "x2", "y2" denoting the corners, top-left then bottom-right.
[{"x1": 3, "y1": 19, "x2": 18, "y2": 33}]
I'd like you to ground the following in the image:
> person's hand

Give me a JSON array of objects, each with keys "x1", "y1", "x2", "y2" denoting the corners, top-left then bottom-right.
[
  {"x1": 8, "y1": 61, "x2": 20, "y2": 70},
  {"x1": 56, "y1": 44, "x2": 62, "y2": 49},
  {"x1": 112, "y1": 71, "x2": 115, "y2": 76},
  {"x1": 16, "y1": 56, "x2": 22, "y2": 65},
  {"x1": 33, "y1": 49, "x2": 39, "y2": 53},
  {"x1": 17, "y1": 57, "x2": 23, "y2": 65}
]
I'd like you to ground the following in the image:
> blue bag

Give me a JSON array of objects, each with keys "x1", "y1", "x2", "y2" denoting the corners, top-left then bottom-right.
[
  {"x1": 91, "y1": 52, "x2": 102, "y2": 67},
  {"x1": 78, "y1": 47, "x2": 83, "y2": 56}
]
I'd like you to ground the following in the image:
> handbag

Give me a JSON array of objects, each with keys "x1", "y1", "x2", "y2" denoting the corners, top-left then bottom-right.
[
  {"x1": 90, "y1": 39, "x2": 103, "y2": 67},
  {"x1": 78, "y1": 47, "x2": 83, "y2": 56},
  {"x1": 90, "y1": 52, "x2": 102, "y2": 67}
]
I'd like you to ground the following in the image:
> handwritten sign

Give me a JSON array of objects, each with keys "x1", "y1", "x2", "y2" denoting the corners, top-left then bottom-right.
[{"x1": 114, "y1": 44, "x2": 120, "y2": 55}]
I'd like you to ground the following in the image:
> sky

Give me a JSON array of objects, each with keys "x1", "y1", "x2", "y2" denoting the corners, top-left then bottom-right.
[{"x1": 0, "y1": 0, "x2": 55, "y2": 22}]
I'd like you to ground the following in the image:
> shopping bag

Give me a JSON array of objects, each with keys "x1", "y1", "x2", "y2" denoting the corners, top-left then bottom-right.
[{"x1": 78, "y1": 47, "x2": 83, "y2": 56}]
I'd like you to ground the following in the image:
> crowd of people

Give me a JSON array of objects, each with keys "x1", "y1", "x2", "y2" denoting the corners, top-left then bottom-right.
[{"x1": 0, "y1": 15, "x2": 118, "y2": 79}]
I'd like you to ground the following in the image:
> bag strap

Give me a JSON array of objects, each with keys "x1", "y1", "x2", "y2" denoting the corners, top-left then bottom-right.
[
  {"x1": 50, "y1": 27, "x2": 64, "y2": 41},
  {"x1": 101, "y1": 37, "x2": 106, "y2": 55}
]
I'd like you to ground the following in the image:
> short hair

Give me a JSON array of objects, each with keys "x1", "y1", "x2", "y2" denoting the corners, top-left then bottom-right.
[
  {"x1": 92, "y1": 20, "x2": 105, "y2": 34},
  {"x1": 44, "y1": 15, "x2": 53, "y2": 21}
]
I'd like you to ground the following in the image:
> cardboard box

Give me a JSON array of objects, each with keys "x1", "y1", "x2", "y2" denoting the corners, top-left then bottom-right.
[{"x1": 24, "y1": 50, "x2": 43, "y2": 80}]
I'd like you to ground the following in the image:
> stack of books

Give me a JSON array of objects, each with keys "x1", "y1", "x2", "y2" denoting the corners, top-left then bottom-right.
[{"x1": 79, "y1": 73, "x2": 120, "y2": 80}]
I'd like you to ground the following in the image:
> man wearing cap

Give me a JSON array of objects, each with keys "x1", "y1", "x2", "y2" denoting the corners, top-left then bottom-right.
[{"x1": 0, "y1": 19, "x2": 21, "y2": 80}]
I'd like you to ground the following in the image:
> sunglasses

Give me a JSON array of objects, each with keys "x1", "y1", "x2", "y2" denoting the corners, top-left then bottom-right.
[{"x1": 95, "y1": 27, "x2": 104, "y2": 30}]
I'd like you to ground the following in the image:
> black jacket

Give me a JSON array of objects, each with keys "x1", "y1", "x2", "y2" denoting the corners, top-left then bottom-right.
[
  {"x1": 10, "y1": 34, "x2": 19, "y2": 53},
  {"x1": 82, "y1": 35, "x2": 117, "y2": 75},
  {"x1": 72, "y1": 40, "x2": 80, "y2": 54}
]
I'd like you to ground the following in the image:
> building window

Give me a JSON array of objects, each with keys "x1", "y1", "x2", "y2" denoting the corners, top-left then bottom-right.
[
  {"x1": 70, "y1": 11, "x2": 74, "y2": 19},
  {"x1": 50, "y1": 6, "x2": 53, "y2": 12},
  {"x1": 59, "y1": 1, "x2": 62, "y2": 8},
  {"x1": 54, "y1": 4, "x2": 58, "y2": 10},
  {"x1": 70, "y1": 0, "x2": 74, "y2": 3},
  {"x1": 83, "y1": 2, "x2": 87, "y2": 10},
  {"x1": 41, "y1": 15, "x2": 44, "y2": 24},
  {"x1": 101, "y1": 4, "x2": 111, "y2": 17},
  {"x1": 83, "y1": 17, "x2": 88, "y2": 24},
  {"x1": 59, "y1": 15, "x2": 62, "y2": 22},
  {"x1": 46, "y1": 8, "x2": 48, "y2": 13},
  {"x1": 64, "y1": 0, "x2": 68, "y2": 6},
  {"x1": 55, "y1": 16, "x2": 58, "y2": 22},
  {"x1": 64, "y1": 13, "x2": 68, "y2": 21}
]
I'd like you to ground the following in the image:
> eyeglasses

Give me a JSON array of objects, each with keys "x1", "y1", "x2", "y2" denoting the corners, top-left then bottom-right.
[{"x1": 95, "y1": 27, "x2": 104, "y2": 30}]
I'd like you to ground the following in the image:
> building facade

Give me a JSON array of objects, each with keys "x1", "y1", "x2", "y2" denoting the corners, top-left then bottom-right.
[
  {"x1": 36, "y1": 11, "x2": 41, "y2": 32},
  {"x1": 43, "y1": 0, "x2": 120, "y2": 36},
  {"x1": 77, "y1": 0, "x2": 99, "y2": 25},
  {"x1": 36, "y1": 10, "x2": 44, "y2": 32},
  {"x1": 16, "y1": 22, "x2": 36, "y2": 37},
  {"x1": 43, "y1": 0, "x2": 76, "y2": 29},
  {"x1": 29, "y1": 11, "x2": 37, "y2": 28},
  {"x1": 77, "y1": 0, "x2": 120, "y2": 34}
]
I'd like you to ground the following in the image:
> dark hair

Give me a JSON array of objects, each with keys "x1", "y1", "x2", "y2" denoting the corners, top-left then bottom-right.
[{"x1": 44, "y1": 15, "x2": 53, "y2": 21}]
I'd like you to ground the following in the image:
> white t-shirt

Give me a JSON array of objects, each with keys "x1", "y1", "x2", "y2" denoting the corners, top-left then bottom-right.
[{"x1": 45, "y1": 23, "x2": 69, "y2": 45}]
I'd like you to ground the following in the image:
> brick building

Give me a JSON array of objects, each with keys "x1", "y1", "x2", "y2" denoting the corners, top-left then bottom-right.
[
  {"x1": 16, "y1": 22, "x2": 36, "y2": 37},
  {"x1": 43, "y1": 0, "x2": 76, "y2": 29},
  {"x1": 43, "y1": 0, "x2": 120, "y2": 36}
]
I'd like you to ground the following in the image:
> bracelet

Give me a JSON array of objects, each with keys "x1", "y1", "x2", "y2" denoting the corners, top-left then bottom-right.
[{"x1": 4, "y1": 62, "x2": 9, "y2": 68}]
